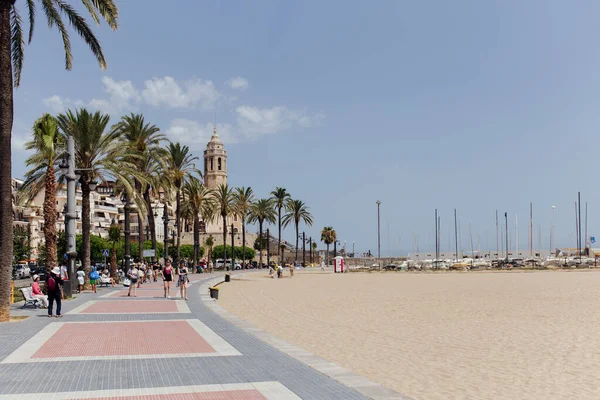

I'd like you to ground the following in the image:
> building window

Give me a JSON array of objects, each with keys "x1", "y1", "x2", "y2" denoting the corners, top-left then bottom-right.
[
  {"x1": 234, "y1": 214, "x2": 238, "y2": 222},
  {"x1": 210, "y1": 158, "x2": 213, "y2": 170},
  {"x1": 218, "y1": 158, "x2": 222, "y2": 170}
]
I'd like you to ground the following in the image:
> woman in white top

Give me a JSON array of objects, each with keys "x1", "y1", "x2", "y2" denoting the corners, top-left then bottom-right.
[{"x1": 76, "y1": 267, "x2": 85, "y2": 294}]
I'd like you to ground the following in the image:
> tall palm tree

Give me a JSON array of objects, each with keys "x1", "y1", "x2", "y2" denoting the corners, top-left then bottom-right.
[
  {"x1": 0, "y1": 0, "x2": 118, "y2": 322},
  {"x1": 57, "y1": 108, "x2": 135, "y2": 275},
  {"x1": 234, "y1": 187, "x2": 254, "y2": 269},
  {"x1": 212, "y1": 183, "x2": 235, "y2": 266},
  {"x1": 114, "y1": 113, "x2": 165, "y2": 261},
  {"x1": 321, "y1": 226, "x2": 336, "y2": 266},
  {"x1": 282, "y1": 199, "x2": 314, "y2": 264},
  {"x1": 20, "y1": 114, "x2": 64, "y2": 273},
  {"x1": 248, "y1": 199, "x2": 277, "y2": 269},
  {"x1": 107, "y1": 219, "x2": 120, "y2": 280},
  {"x1": 270, "y1": 187, "x2": 290, "y2": 262},
  {"x1": 167, "y1": 142, "x2": 198, "y2": 264},
  {"x1": 182, "y1": 176, "x2": 214, "y2": 269}
]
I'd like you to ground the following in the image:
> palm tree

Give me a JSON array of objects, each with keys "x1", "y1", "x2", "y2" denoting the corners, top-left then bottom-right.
[
  {"x1": 248, "y1": 199, "x2": 277, "y2": 269},
  {"x1": 107, "y1": 219, "x2": 120, "y2": 280},
  {"x1": 0, "y1": 0, "x2": 118, "y2": 322},
  {"x1": 270, "y1": 187, "x2": 290, "y2": 262},
  {"x1": 312, "y1": 241, "x2": 317, "y2": 264},
  {"x1": 321, "y1": 226, "x2": 336, "y2": 266},
  {"x1": 282, "y1": 199, "x2": 314, "y2": 264},
  {"x1": 114, "y1": 113, "x2": 165, "y2": 261},
  {"x1": 234, "y1": 187, "x2": 254, "y2": 269},
  {"x1": 205, "y1": 235, "x2": 214, "y2": 271},
  {"x1": 212, "y1": 184, "x2": 235, "y2": 266},
  {"x1": 57, "y1": 108, "x2": 135, "y2": 275},
  {"x1": 182, "y1": 177, "x2": 214, "y2": 269},
  {"x1": 167, "y1": 142, "x2": 198, "y2": 264},
  {"x1": 20, "y1": 114, "x2": 63, "y2": 273}
]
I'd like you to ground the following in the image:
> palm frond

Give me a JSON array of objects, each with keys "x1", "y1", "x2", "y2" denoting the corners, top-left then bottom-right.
[
  {"x1": 11, "y1": 5, "x2": 24, "y2": 87},
  {"x1": 81, "y1": 0, "x2": 118, "y2": 30},
  {"x1": 54, "y1": 0, "x2": 106, "y2": 69},
  {"x1": 41, "y1": 0, "x2": 72, "y2": 69},
  {"x1": 25, "y1": 0, "x2": 35, "y2": 43}
]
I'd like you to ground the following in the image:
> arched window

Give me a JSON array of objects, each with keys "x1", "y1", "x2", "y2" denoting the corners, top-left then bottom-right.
[
  {"x1": 218, "y1": 158, "x2": 222, "y2": 170},
  {"x1": 210, "y1": 158, "x2": 213, "y2": 170},
  {"x1": 199, "y1": 221, "x2": 206, "y2": 233}
]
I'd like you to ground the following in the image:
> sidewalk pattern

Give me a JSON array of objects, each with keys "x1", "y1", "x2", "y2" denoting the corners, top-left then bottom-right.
[{"x1": 0, "y1": 273, "x2": 369, "y2": 400}]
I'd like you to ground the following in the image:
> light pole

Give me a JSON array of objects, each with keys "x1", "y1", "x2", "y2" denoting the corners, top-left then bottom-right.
[
  {"x1": 309, "y1": 236, "x2": 313, "y2": 265},
  {"x1": 123, "y1": 192, "x2": 131, "y2": 272},
  {"x1": 58, "y1": 136, "x2": 96, "y2": 297},
  {"x1": 302, "y1": 232, "x2": 306, "y2": 266},
  {"x1": 162, "y1": 203, "x2": 169, "y2": 265},
  {"x1": 552, "y1": 205, "x2": 556, "y2": 255},
  {"x1": 352, "y1": 241, "x2": 355, "y2": 257},
  {"x1": 505, "y1": 212, "x2": 509, "y2": 262},
  {"x1": 266, "y1": 228, "x2": 270, "y2": 267},
  {"x1": 376, "y1": 200, "x2": 381, "y2": 269},
  {"x1": 231, "y1": 223, "x2": 235, "y2": 271}
]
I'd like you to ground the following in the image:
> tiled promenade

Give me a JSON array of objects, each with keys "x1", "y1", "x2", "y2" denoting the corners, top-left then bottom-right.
[{"x1": 1, "y1": 272, "x2": 407, "y2": 400}]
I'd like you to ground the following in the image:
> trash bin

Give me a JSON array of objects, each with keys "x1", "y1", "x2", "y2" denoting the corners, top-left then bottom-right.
[
  {"x1": 209, "y1": 286, "x2": 219, "y2": 299},
  {"x1": 225, "y1": 273, "x2": 231, "y2": 282}
]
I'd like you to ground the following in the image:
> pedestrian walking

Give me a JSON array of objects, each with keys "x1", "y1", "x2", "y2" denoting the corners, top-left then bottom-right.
[
  {"x1": 76, "y1": 267, "x2": 85, "y2": 293},
  {"x1": 89, "y1": 265, "x2": 99, "y2": 293},
  {"x1": 162, "y1": 260, "x2": 173, "y2": 298},
  {"x1": 47, "y1": 267, "x2": 63, "y2": 317},
  {"x1": 127, "y1": 264, "x2": 139, "y2": 297},
  {"x1": 59, "y1": 263, "x2": 68, "y2": 299},
  {"x1": 177, "y1": 261, "x2": 189, "y2": 300}
]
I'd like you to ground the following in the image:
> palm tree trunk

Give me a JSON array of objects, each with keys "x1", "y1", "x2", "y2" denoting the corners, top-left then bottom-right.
[
  {"x1": 176, "y1": 189, "x2": 181, "y2": 263},
  {"x1": 44, "y1": 164, "x2": 58, "y2": 271},
  {"x1": 242, "y1": 221, "x2": 246, "y2": 268},
  {"x1": 278, "y1": 206, "x2": 282, "y2": 261},
  {"x1": 295, "y1": 223, "x2": 299, "y2": 264},
  {"x1": 222, "y1": 214, "x2": 227, "y2": 267},
  {"x1": 259, "y1": 222, "x2": 263, "y2": 269},
  {"x1": 0, "y1": 1, "x2": 14, "y2": 322},
  {"x1": 326, "y1": 244, "x2": 330, "y2": 266},
  {"x1": 193, "y1": 215, "x2": 199, "y2": 270},
  {"x1": 110, "y1": 245, "x2": 117, "y2": 280},
  {"x1": 81, "y1": 181, "x2": 91, "y2": 273},
  {"x1": 144, "y1": 188, "x2": 157, "y2": 260}
]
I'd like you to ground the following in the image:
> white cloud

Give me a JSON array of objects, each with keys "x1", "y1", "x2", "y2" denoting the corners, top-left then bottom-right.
[
  {"x1": 226, "y1": 76, "x2": 249, "y2": 90},
  {"x1": 235, "y1": 105, "x2": 324, "y2": 139},
  {"x1": 42, "y1": 77, "x2": 140, "y2": 115},
  {"x1": 166, "y1": 119, "x2": 235, "y2": 149},
  {"x1": 141, "y1": 76, "x2": 222, "y2": 110}
]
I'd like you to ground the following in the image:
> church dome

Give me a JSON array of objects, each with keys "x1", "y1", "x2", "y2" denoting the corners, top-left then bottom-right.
[{"x1": 207, "y1": 127, "x2": 222, "y2": 147}]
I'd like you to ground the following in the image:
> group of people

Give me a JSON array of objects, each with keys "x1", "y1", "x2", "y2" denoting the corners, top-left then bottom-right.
[
  {"x1": 126, "y1": 260, "x2": 189, "y2": 300},
  {"x1": 30, "y1": 266, "x2": 65, "y2": 317},
  {"x1": 268, "y1": 264, "x2": 295, "y2": 278}
]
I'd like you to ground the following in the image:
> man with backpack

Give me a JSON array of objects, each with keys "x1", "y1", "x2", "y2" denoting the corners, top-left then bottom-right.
[{"x1": 47, "y1": 267, "x2": 63, "y2": 317}]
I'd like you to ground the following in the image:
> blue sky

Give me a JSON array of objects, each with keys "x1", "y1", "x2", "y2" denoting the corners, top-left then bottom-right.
[{"x1": 10, "y1": 0, "x2": 600, "y2": 255}]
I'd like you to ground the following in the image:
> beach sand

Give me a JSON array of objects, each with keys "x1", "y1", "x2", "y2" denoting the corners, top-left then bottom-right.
[{"x1": 219, "y1": 269, "x2": 600, "y2": 400}]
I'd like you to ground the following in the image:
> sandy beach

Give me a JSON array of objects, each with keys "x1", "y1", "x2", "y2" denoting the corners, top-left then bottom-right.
[{"x1": 219, "y1": 269, "x2": 600, "y2": 400}]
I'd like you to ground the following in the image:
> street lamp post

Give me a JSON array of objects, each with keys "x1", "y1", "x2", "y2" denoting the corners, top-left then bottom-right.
[
  {"x1": 377, "y1": 200, "x2": 382, "y2": 269},
  {"x1": 231, "y1": 223, "x2": 235, "y2": 271},
  {"x1": 302, "y1": 232, "x2": 306, "y2": 267},
  {"x1": 162, "y1": 203, "x2": 168, "y2": 265},
  {"x1": 309, "y1": 236, "x2": 313, "y2": 265},
  {"x1": 123, "y1": 193, "x2": 132, "y2": 273},
  {"x1": 266, "y1": 228, "x2": 270, "y2": 268},
  {"x1": 353, "y1": 241, "x2": 355, "y2": 257}
]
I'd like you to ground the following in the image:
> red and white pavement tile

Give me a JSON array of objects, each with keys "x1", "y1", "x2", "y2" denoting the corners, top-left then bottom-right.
[
  {"x1": 0, "y1": 382, "x2": 300, "y2": 400},
  {"x1": 67, "y1": 300, "x2": 191, "y2": 314},
  {"x1": 103, "y1": 289, "x2": 170, "y2": 298},
  {"x1": 1, "y1": 319, "x2": 241, "y2": 363}
]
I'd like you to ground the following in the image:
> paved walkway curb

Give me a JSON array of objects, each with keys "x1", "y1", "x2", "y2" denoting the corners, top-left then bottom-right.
[{"x1": 200, "y1": 273, "x2": 413, "y2": 400}]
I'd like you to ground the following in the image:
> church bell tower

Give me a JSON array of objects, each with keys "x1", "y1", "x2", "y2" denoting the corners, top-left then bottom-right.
[{"x1": 204, "y1": 127, "x2": 227, "y2": 190}]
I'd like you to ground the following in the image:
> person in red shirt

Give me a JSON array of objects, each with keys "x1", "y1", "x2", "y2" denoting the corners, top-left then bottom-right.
[{"x1": 31, "y1": 275, "x2": 48, "y2": 308}]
